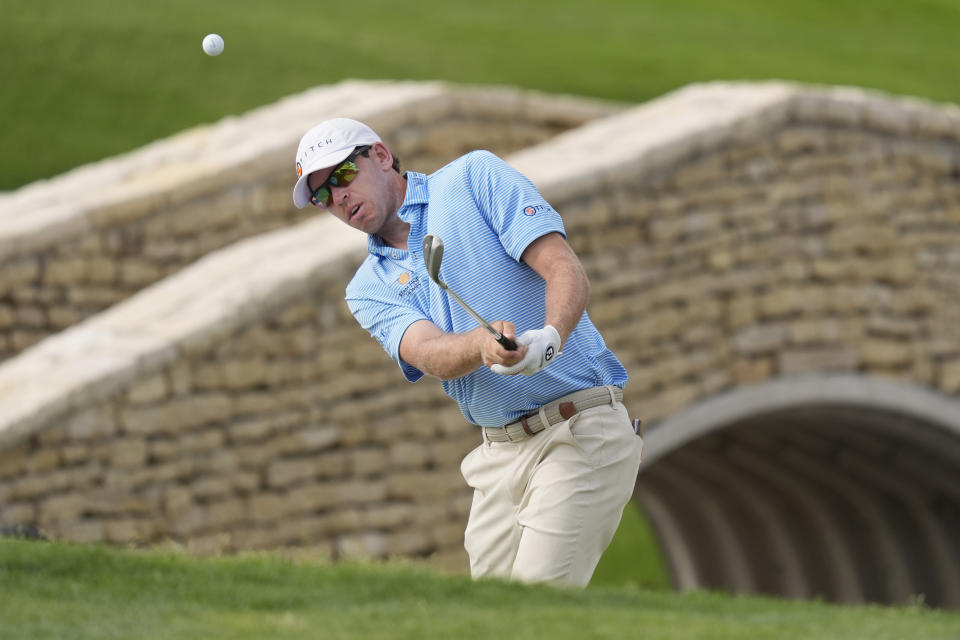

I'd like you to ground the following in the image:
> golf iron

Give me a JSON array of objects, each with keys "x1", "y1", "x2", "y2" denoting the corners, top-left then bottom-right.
[{"x1": 422, "y1": 234, "x2": 518, "y2": 351}]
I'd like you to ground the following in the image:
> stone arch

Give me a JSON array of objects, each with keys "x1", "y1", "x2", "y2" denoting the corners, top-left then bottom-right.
[
  {"x1": 0, "y1": 80, "x2": 958, "y2": 601},
  {"x1": 636, "y1": 374, "x2": 960, "y2": 607}
]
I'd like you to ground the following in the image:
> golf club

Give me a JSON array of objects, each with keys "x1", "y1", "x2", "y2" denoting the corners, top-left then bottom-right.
[{"x1": 422, "y1": 234, "x2": 518, "y2": 351}]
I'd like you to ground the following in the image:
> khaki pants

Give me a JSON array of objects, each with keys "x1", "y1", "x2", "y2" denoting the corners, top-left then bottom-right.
[{"x1": 460, "y1": 398, "x2": 643, "y2": 587}]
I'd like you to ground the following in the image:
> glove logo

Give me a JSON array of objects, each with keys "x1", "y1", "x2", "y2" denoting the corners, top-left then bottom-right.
[{"x1": 544, "y1": 346, "x2": 555, "y2": 362}]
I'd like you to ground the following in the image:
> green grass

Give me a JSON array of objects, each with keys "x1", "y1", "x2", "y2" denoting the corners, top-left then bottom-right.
[
  {"x1": 2, "y1": 0, "x2": 959, "y2": 190},
  {"x1": 1, "y1": 539, "x2": 957, "y2": 640}
]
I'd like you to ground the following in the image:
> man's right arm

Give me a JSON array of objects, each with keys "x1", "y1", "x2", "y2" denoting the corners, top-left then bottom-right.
[{"x1": 399, "y1": 320, "x2": 527, "y2": 381}]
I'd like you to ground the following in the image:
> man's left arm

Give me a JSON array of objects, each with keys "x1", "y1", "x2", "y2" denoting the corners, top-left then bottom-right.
[{"x1": 520, "y1": 231, "x2": 590, "y2": 349}]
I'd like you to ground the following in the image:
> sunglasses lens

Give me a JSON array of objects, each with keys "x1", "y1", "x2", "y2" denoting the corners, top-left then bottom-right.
[
  {"x1": 330, "y1": 162, "x2": 358, "y2": 186},
  {"x1": 311, "y1": 187, "x2": 332, "y2": 208},
  {"x1": 310, "y1": 160, "x2": 359, "y2": 208}
]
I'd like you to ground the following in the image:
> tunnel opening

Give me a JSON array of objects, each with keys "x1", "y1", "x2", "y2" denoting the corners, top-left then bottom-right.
[{"x1": 634, "y1": 376, "x2": 960, "y2": 608}]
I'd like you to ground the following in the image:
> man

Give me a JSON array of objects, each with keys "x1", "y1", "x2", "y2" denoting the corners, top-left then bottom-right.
[{"x1": 292, "y1": 117, "x2": 643, "y2": 587}]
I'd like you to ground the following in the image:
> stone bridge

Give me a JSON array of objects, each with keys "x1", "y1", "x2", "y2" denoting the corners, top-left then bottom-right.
[{"x1": 0, "y1": 80, "x2": 958, "y2": 608}]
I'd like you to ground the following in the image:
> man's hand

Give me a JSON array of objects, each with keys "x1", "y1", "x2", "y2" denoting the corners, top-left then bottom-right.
[
  {"x1": 490, "y1": 325, "x2": 561, "y2": 377},
  {"x1": 479, "y1": 321, "x2": 528, "y2": 370}
]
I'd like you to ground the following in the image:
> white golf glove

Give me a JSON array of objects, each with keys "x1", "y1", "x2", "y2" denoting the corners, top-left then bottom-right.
[{"x1": 490, "y1": 325, "x2": 561, "y2": 377}]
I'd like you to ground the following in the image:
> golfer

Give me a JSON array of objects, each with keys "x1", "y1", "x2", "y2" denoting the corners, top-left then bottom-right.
[{"x1": 292, "y1": 118, "x2": 643, "y2": 587}]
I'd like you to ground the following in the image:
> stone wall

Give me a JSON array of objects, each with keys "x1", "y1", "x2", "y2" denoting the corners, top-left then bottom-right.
[
  {"x1": 0, "y1": 80, "x2": 620, "y2": 360},
  {"x1": 0, "y1": 81, "x2": 958, "y2": 577}
]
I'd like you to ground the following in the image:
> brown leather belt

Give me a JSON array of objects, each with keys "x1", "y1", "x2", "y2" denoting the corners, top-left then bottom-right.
[{"x1": 482, "y1": 386, "x2": 623, "y2": 443}]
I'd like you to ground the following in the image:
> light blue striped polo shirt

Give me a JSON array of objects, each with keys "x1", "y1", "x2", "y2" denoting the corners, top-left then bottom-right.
[{"x1": 346, "y1": 150, "x2": 627, "y2": 427}]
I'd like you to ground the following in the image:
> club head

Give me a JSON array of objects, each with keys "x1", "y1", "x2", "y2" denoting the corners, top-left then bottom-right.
[{"x1": 422, "y1": 234, "x2": 446, "y2": 287}]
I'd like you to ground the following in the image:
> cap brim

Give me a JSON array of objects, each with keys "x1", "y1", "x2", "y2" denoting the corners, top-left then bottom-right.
[
  {"x1": 291, "y1": 146, "x2": 355, "y2": 209},
  {"x1": 292, "y1": 174, "x2": 313, "y2": 209}
]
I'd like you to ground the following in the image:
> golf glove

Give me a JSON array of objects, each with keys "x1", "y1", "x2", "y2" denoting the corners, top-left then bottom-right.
[{"x1": 490, "y1": 324, "x2": 561, "y2": 377}]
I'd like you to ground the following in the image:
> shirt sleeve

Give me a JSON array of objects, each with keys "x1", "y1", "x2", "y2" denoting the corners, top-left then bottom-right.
[
  {"x1": 464, "y1": 151, "x2": 566, "y2": 260},
  {"x1": 346, "y1": 282, "x2": 429, "y2": 383}
]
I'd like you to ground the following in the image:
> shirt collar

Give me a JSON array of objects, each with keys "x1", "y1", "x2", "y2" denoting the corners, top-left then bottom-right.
[
  {"x1": 366, "y1": 171, "x2": 429, "y2": 256},
  {"x1": 400, "y1": 171, "x2": 429, "y2": 210}
]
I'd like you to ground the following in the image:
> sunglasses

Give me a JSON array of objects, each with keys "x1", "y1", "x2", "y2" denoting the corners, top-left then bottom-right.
[{"x1": 309, "y1": 146, "x2": 370, "y2": 208}]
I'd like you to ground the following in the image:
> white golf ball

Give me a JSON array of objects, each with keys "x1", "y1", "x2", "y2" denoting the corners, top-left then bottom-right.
[{"x1": 202, "y1": 33, "x2": 224, "y2": 56}]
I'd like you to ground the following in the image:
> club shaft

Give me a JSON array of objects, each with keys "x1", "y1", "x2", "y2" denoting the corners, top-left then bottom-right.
[{"x1": 443, "y1": 287, "x2": 518, "y2": 350}]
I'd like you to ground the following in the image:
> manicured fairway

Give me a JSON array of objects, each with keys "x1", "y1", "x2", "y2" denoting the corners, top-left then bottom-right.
[{"x1": 2, "y1": 0, "x2": 958, "y2": 189}]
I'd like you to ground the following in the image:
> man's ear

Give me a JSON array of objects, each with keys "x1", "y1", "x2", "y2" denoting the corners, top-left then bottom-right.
[{"x1": 371, "y1": 142, "x2": 394, "y2": 169}]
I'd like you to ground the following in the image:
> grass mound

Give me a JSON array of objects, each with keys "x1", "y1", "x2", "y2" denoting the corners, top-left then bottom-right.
[{"x1": 1, "y1": 538, "x2": 956, "y2": 639}]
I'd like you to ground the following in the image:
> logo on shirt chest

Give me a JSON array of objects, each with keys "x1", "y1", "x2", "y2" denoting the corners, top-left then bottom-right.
[{"x1": 397, "y1": 272, "x2": 425, "y2": 299}]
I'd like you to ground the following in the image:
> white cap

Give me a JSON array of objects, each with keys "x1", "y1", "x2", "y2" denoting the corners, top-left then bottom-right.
[{"x1": 291, "y1": 118, "x2": 382, "y2": 208}]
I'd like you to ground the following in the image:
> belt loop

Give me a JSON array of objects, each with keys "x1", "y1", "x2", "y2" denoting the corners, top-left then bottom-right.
[
  {"x1": 538, "y1": 405, "x2": 549, "y2": 429},
  {"x1": 606, "y1": 385, "x2": 617, "y2": 405}
]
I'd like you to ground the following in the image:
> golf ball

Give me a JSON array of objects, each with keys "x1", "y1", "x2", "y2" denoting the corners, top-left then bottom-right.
[{"x1": 202, "y1": 33, "x2": 224, "y2": 56}]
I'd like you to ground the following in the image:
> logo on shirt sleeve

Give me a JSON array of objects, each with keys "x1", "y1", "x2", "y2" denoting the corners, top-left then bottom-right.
[{"x1": 523, "y1": 204, "x2": 550, "y2": 216}]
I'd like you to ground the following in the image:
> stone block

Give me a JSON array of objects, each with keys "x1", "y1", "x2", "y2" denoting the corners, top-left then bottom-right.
[
  {"x1": 39, "y1": 494, "x2": 88, "y2": 524},
  {"x1": 0, "y1": 502, "x2": 36, "y2": 525},
  {"x1": 180, "y1": 429, "x2": 226, "y2": 453},
  {"x1": 308, "y1": 508, "x2": 363, "y2": 537},
  {"x1": 788, "y1": 319, "x2": 846, "y2": 345},
  {"x1": 861, "y1": 339, "x2": 912, "y2": 368},
  {"x1": 941, "y1": 359, "x2": 960, "y2": 393},
  {"x1": 267, "y1": 459, "x2": 317, "y2": 488},
  {"x1": 386, "y1": 471, "x2": 463, "y2": 500},
  {"x1": 292, "y1": 425, "x2": 341, "y2": 451},
  {"x1": 227, "y1": 411, "x2": 304, "y2": 443},
  {"x1": 778, "y1": 348, "x2": 860, "y2": 374},
  {"x1": 0, "y1": 304, "x2": 14, "y2": 330},
  {"x1": 314, "y1": 451, "x2": 350, "y2": 479},
  {"x1": 104, "y1": 519, "x2": 141, "y2": 543},
  {"x1": 0, "y1": 258, "x2": 41, "y2": 292},
  {"x1": 207, "y1": 498, "x2": 245, "y2": 528},
  {"x1": 44, "y1": 258, "x2": 89, "y2": 286},
  {"x1": 333, "y1": 480, "x2": 388, "y2": 505},
  {"x1": 47, "y1": 306, "x2": 84, "y2": 329},
  {"x1": 193, "y1": 476, "x2": 234, "y2": 500},
  {"x1": 110, "y1": 438, "x2": 148, "y2": 468},
  {"x1": 122, "y1": 394, "x2": 232, "y2": 435},
  {"x1": 227, "y1": 471, "x2": 261, "y2": 493},
  {"x1": 390, "y1": 441, "x2": 429, "y2": 468},
  {"x1": 25, "y1": 448, "x2": 61, "y2": 474},
  {"x1": 171, "y1": 505, "x2": 212, "y2": 536},
  {"x1": 119, "y1": 261, "x2": 162, "y2": 287},
  {"x1": 733, "y1": 325, "x2": 786, "y2": 354},
  {"x1": 247, "y1": 493, "x2": 297, "y2": 523},
  {"x1": 86, "y1": 257, "x2": 119, "y2": 285},
  {"x1": 349, "y1": 447, "x2": 389, "y2": 477},
  {"x1": 59, "y1": 520, "x2": 104, "y2": 543},
  {"x1": 431, "y1": 521, "x2": 465, "y2": 547},
  {"x1": 164, "y1": 486, "x2": 194, "y2": 516},
  {"x1": 338, "y1": 532, "x2": 386, "y2": 560},
  {"x1": 385, "y1": 529, "x2": 434, "y2": 556},
  {"x1": 127, "y1": 373, "x2": 169, "y2": 405},
  {"x1": 427, "y1": 437, "x2": 475, "y2": 467},
  {"x1": 14, "y1": 306, "x2": 47, "y2": 329},
  {"x1": 362, "y1": 503, "x2": 414, "y2": 529},
  {"x1": 61, "y1": 443, "x2": 90, "y2": 465}
]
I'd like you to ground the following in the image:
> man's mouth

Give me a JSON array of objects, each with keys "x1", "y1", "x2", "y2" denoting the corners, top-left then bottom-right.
[{"x1": 348, "y1": 204, "x2": 362, "y2": 220}]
